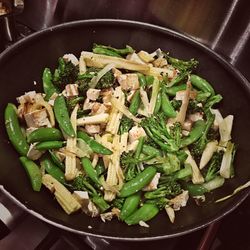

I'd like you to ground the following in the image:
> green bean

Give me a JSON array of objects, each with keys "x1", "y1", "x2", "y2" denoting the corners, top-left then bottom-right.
[
  {"x1": 54, "y1": 95, "x2": 75, "y2": 137},
  {"x1": 124, "y1": 203, "x2": 159, "y2": 225},
  {"x1": 19, "y1": 156, "x2": 42, "y2": 191},
  {"x1": 81, "y1": 157, "x2": 101, "y2": 186},
  {"x1": 119, "y1": 166, "x2": 157, "y2": 197},
  {"x1": 153, "y1": 90, "x2": 162, "y2": 114},
  {"x1": 165, "y1": 84, "x2": 187, "y2": 96},
  {"x1": 35, "y1": 141, "x2": 65, "y2": 151},
  {"x1": 27, "y1": 128, "x2": 63, "y2": 143},
  {"x1": 120, "y1": 193, "x2": 141, "y2": 221},
  {"x1": 129, "y1": 90, "x2": 141, "y2": 115},
  {"x1": 48, "y1": 150, "x2": 65, "y2": 170},
  {"x1": 43, "y1": 68, "x2": 59, "y2": 101},
  {"x1": 190, "y1": 74, "x2": 215, "y2": 95},
  {"x1": 180, "y1": 120, "x2": 206, "y2": 148},
  {"x1": 40, "y1": 155, "x2": 65, "y2": 184},
  {"x1": 5, "y1": 103, "x2": 29, "y2": 156},
  {"x1": 77, "y1": 131, "x2": 112, "y2": 155},
  {"x1": 161, "y1": 91, "x2": 177, "y2": 118}
]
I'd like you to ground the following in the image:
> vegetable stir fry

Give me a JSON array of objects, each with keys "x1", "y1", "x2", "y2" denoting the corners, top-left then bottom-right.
[{"x1": 5, "y1": 44, "x2": 247, "y2": 226}]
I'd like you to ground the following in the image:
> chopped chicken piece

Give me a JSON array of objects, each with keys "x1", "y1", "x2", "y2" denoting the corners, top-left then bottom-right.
[
  {"x1": 91, "y1": 103, "x2": 109, "y2": 114},
  {"x1": 143, "y1": 173, "x2": 161, "y2": 191},
  {"x1": 117, "y1": 74, "x2": 140, "y2": 90},
  {"x1": 17, "y1": 91, "x2": 37, "y2": 104},
  {"x1": 27, "y1": 143, "x2": 44, "y2": 160},
  {"x1": 126, "y1": 52, "x2": 145, "y2": 64},
  {"x1": 87, "y1": 88, "x2": 101, "y2": 101},
  {"x1": 182, "y1": 120, "x2": 192, "y2": 131},
  {"x1": 83, "y1": 98, "x2": 95, "y2": 110},
  {"x1": 65, "y1": 84, "x2": 79, "y2": 97},
  {"x1": 24, "y1": 108, "x2": 51, "y2": 128},
  {"x1": 169, "y1": 190, "x2": 189, "y2": 211},
  {"x1": 176, "y1": 90, "x2": 197, "y2": 101},
  {"x1": 188, "y1": 112, "x2": 203, "y2": 122},
  {"x1": 100, "y1": 212, "x2": 113, "y2": 222},
  {"x1": 73, "y1": 191, "x2": 100, "y2": 217},
  {"x1": 85, "y1": 124, "x2": 101, "y2": 134},
  {"x1": 128, "y1": 126, "x2": 146, "y2": 144},
  {"x1": 17, "y1": 103, "x2": 34, "y2": 120},
  {"x1": 112, "y1": 68, "x2": 122, "y2": 78},
  {"x1": 153, "y1": 57, "x2": 168, "y2": 68},
  {"x1": 63, "y1": 53, "x2": 79, "y2": 65},
  {"x1": 101, "y1": 88, "x2": 113, "y2": 104}
]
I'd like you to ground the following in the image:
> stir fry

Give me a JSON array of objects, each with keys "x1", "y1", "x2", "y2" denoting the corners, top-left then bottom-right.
[{"x1": 5, "y1": 44, "x2": 248, "y2": 226}]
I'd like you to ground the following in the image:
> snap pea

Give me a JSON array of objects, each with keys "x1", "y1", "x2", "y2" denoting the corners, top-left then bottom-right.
[
  {"x1": 120, "y1": 193, "x2": 141, "y2": 221},
  {"x1": 92, "y1": 195, "x2": 110, "y2": 213},
  {"x1": 190, "y1": 74, "x2": 215, "y2": 95},
  {"x1": 153, "y1": 90, "x2": 162, "y2": 114},
  {"x1": 95, "y1": 163, "x2": 106, "y2": 176},
  {"x1": 35, "y1": 141, "x2": 65, "y2": 151},
  {"x1": 19, "y1": 156, "x2": 42, "y2": 191},
  {"x1": 43, "y1": 68, "x2": 59, "y2": 101},
  {"x1": 40, "y1": 155, "x2": 65, "y2": 184},
  {"x1": 5, "y1": 103, "x2": 29, "y2": 156},
  {"x1": 81, "y1": 157, "x2": 101, "y2": 186},
  {"x1": 124, "y1": 203, "x2": 159, "y2": 225},
  {"x1": 48, "y1": 150, "x2": 65, "y2": 170},
  {"x1": 145, "y1": 75, "x2": 154, "y2": 86},
  {"x1": 77, "y1": 131, "x2": 112, "y2": 155},
  {"x1": 161, "y1": 90, "x2": 177, "y2": 118},
  {"x1": 54, "y1": 95, "x2": 75, "y2": 137},
  {"x1": 119, "y1": 166, "x2": 157, "y2": 197},
  {"x1": 93, "y1": 47, "x2": 122, "y2": 58},
  {"x1": 165, "y1": 84, "x2": 187, "y2": 96},
  {"x1": 180, "y1": 120, "x2": 206, "y2": 148},
  {"x1": 142, "y1": 145, "x2": 161, "y2": 157},
  {"x1": 129, "y1": 90, "x2": 141, "y2": 115},
  {"x1": 138, "y1": 73, "x2": 147, "y2": 88},
  {"x1": 27, "y1": 128, "x2": 63, "y2": 143},
  {"x1": 185, "y1": 183, "x2": 208, "y2": 196}
]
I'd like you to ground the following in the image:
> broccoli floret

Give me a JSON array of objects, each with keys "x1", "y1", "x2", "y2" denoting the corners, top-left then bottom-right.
[
  {"x1": 187, "y1": 99, "x2": 204, "y2": 114},
  {"x1": 205, "y1": 151, "x2": 224, "y2": 182},
  {"x1": 53, "y1": 57, "x2": 79, "y2": 90},
  {"x1": 119, "y1": 116, "x2": 133, "y2": 135},
  {"x1": 96, "y1": 70, "x2": 115, "y2": 89},
  {"x1": 112, "y1": 197, "x2": 125, "y2": 209},
  {"x1": 207, "y1": 127, "x2": 219, "y2": 141},
  {"x1": 145, "y1": 176, "x2": 182, "y2": 199},
  {"x1": 170, "y1": 99, "x2": 182, "y2": 111},
  {"x1": 190, "y1": 111, "x2": 215, "y2": 159},
  {"x1": 145, "y1": 197, "x2": 168, "y2": 210},
  {"x1": 141, "y1": 115, "x2": 180, "y2": 152},
  {"x1": 66, "y1": 96, "x2": 84, "y2": 112},
  {"x1": 93, "y1": 44, "x2": 134, "y2": 58},
  {"x1": 69, "y1": 175, "x2": 109, "y2": 212},
  {"x1": 169, "y1": 122, "x2": 182, "y2": 148},
  {"x1": 164, "y1": 52, "x2": 199, "y2": 71}
]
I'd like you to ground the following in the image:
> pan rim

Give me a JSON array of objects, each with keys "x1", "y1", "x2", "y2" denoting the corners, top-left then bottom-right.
[{"x1": 0, "y1": 18, "x2": 250, "y2": 241}]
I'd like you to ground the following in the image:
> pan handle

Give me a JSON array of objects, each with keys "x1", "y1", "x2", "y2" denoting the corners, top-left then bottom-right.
[{"x1": 0, "y1": 190, "x2": 25, "y2": 239}]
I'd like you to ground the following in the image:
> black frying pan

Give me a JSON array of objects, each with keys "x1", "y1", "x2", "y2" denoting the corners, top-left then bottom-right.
[{"x1": 0, "y1": 19, "x2": 250, "y2": 241}]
